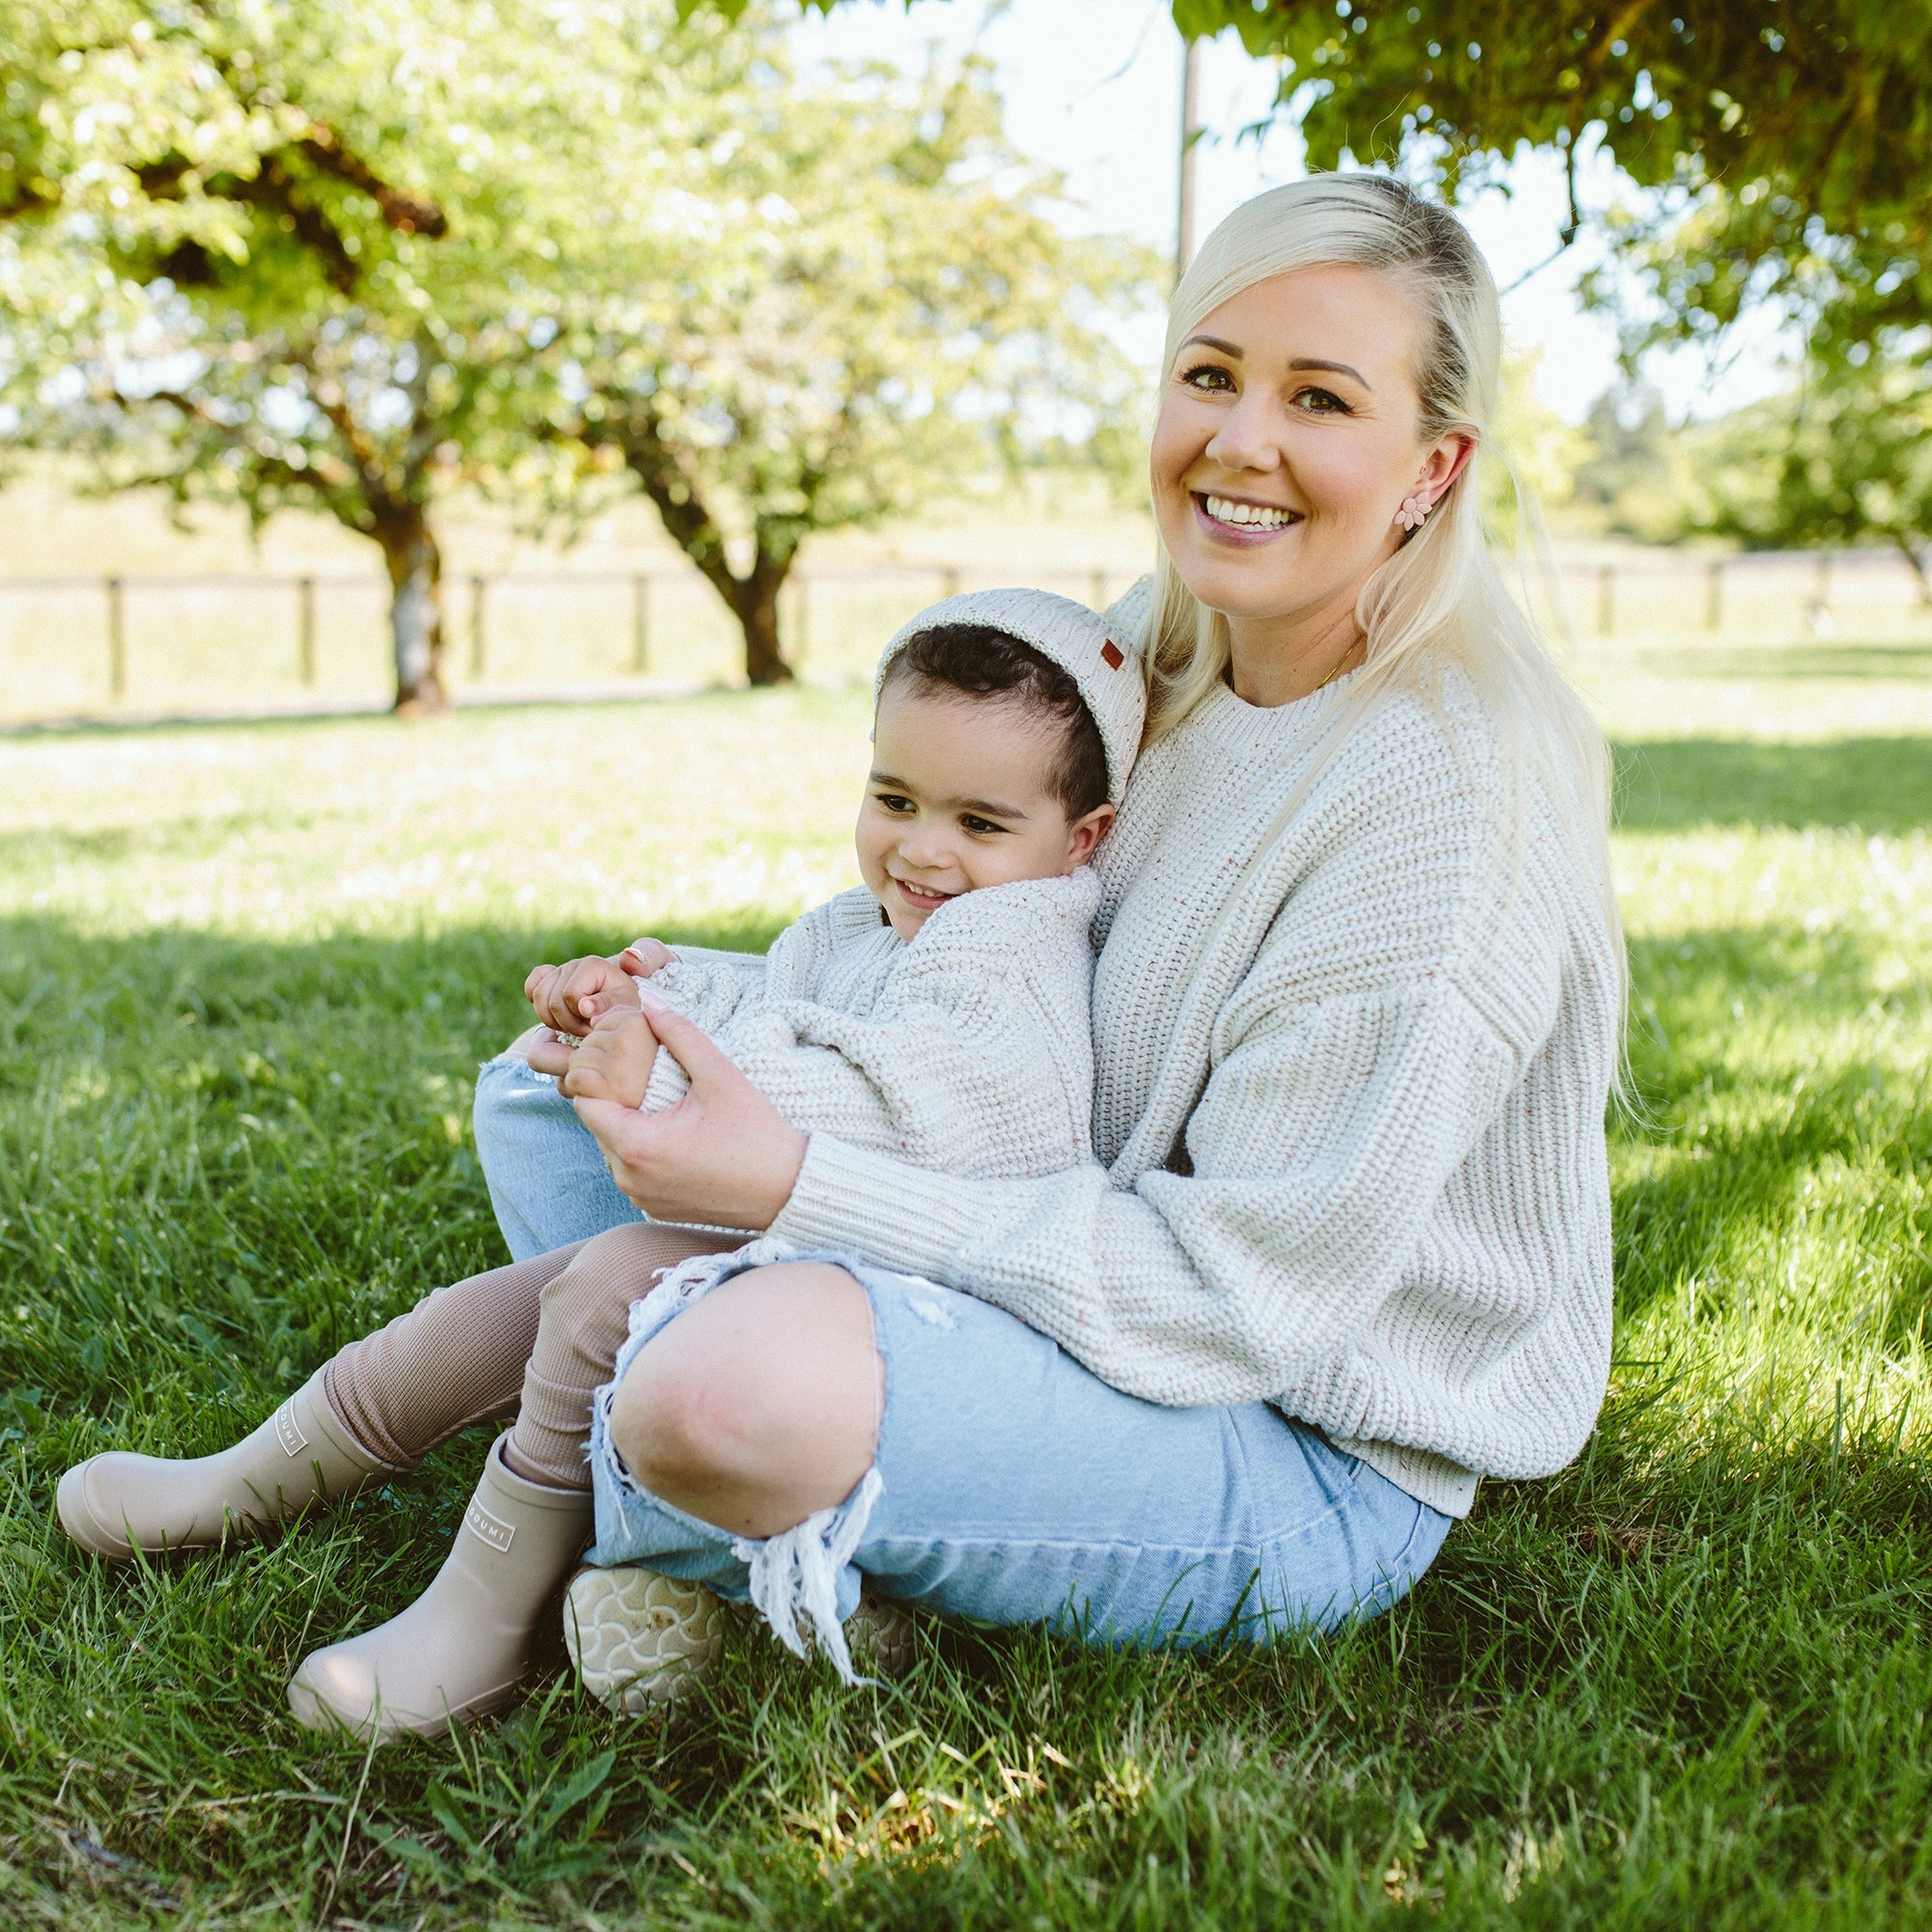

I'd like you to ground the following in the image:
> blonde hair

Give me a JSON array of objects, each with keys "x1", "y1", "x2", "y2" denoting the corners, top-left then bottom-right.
[{"x1": 1149, "y1": 174, "x2": 1625, "y2": 1027}]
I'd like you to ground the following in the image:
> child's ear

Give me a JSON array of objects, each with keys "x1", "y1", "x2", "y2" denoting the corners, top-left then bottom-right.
[{"x1": 1065, "y1": 803, "x2": 1117, "y2": 867}]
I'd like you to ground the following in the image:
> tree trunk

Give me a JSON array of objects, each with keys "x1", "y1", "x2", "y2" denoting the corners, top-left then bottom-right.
[
  {"x1": 1895, "y1": 534, "x2": 1932, "y2": 608},
  {"x1": 375, "y1": 510, "x2": 449, "y2": 713},
  {"x1": 605, "y1": 415, "x2": 798, "y2": 686},
  {"x1": 731, "y1": 571, "x2": 794, "y2": 687}
]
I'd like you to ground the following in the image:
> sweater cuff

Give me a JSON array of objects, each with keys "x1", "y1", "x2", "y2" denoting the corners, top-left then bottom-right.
[
  {"x1": 769, "y1": 1134, "x2": 994, "y2": 1282},
  {"x1": 641, "y1": 1039, "x2": 691, "y2": 1113}
]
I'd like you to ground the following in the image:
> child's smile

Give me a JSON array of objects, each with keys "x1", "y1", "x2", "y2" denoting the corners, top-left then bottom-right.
[{"x1": 858, "y1": 680, "x2": 1114, "y2": 942}]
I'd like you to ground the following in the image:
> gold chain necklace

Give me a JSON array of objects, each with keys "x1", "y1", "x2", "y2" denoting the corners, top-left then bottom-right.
[{"x1": 1311, "y1": 637, "x2": 1365, "y2": 696}]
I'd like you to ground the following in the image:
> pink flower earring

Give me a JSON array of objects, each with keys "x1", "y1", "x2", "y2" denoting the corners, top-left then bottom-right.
[{"x1": 1395, "y1": 492, "x2": 1433, "y2": 532}]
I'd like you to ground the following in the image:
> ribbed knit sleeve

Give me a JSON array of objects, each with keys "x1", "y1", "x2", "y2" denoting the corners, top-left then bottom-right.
[{"x1": 645, "y1": 873, "x2": 1099, "y2": 1180}]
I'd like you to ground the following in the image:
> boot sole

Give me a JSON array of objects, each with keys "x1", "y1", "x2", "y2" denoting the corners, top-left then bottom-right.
[{"x1": 565, "y1": 1566, "x2": 730, "y2": 1713}]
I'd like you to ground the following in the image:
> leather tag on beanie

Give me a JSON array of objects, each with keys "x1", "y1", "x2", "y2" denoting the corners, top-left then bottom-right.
[{"x1": 1101, "y1": 640, "x2": 1124, "y2": 669}]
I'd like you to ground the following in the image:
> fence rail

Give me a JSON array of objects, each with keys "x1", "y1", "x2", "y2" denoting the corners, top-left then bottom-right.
[{"x1": 3, "y1": 548, "x2": 1928, "y2": 724}]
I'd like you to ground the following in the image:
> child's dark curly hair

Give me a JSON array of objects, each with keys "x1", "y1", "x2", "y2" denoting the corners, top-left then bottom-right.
[{"x1": 882, "y1": 624, "x2": 1110, "y2": 818}]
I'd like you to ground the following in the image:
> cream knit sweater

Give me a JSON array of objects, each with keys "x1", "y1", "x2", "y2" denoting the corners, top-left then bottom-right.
[
  {"x1": 763, "y1": 646, "x2": 1623, "y2": 1518},
  {"x1": 637, "y1": 870, "x2": 1099, "y2": 1179}
]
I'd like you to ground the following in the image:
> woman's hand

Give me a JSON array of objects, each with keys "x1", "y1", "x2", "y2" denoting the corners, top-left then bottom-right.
[{"x1": 570, "y1": 989, "x2": 807, "y2": 1230}]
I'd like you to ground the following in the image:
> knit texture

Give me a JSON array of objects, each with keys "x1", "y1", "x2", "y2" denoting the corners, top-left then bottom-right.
[
  {"x1": 876, "y1": 586, "x2": 1149, "y2": 803},
  {"x1": 634, "y1": 868, "x2": 1100, "y2": 1179},
  {"x1": 770, "y1": 593, "x2": 1622, "y2": 1519}
]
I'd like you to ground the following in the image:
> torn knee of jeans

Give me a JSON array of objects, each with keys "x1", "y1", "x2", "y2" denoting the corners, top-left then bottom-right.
[{"x1": 732, "y1": 1466, "x2": 884, "y2": 1688}]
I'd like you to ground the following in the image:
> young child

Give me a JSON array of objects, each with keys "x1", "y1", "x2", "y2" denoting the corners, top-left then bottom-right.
[{"x1": 55, "y1": 586, "x2": 1146, "y2": 1742}]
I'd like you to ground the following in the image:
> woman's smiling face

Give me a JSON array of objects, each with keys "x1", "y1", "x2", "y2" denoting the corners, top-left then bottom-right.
[{"x1": 1151, "y1": 264, "x2": 1463, "y2": 654}]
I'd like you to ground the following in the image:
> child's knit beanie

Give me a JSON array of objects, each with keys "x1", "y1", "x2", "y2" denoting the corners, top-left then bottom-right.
[{"x1": 875, "y1": 586, "x2": 1148, "y2": 805}]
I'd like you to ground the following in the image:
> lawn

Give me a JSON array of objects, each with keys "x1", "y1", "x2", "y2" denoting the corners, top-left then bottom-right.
[{"x1": 1, "y1": 654, "x2": 1929, "y2": 1927}]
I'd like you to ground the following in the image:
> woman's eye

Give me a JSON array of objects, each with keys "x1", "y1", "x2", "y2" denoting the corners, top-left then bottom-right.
[
  {"x1": 1179, "y1": 362, "x2": 1235, "y2": 393},
  {"x1": 1294, "y1": 386, "x2": 1350, "y2": 414}
]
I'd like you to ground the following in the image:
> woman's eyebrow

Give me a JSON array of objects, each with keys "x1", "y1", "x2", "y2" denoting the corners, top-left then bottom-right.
[
  {"x1": 1179, "y1": 337, "x2": 1371, "y2": 389},
  {"x1": 1290, "y1": 356, "x2": 1371, "y2": 387}
]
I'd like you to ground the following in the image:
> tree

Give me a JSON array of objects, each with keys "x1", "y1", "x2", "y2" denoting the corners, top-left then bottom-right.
[
  {"x1": 560, "y1": 45, "x2": 1155, "y2": 685},
  {"x1": 1567, "y1": 381, "x2": 1692, "y2": 544},
  {"x1": 21, "y1": 2, "x2": 1152, "y2": 698},
  {"x1": 1677, "y1": 342, "x2": 1932, "y2": 599},
  {"x1": 1, "y1": 0, "x2": 448, "y2": 385},
  {"x1": 1145, "y1": 1, "x2": 1932, "y2": 362},
  {"x1": 22, "y1": 0, "x2": 688, "y2": 710}
]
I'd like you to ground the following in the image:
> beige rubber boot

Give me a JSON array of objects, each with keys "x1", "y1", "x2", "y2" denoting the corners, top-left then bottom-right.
[
  {"x1": 286, "y1": 1435, "x2": 591, "y2": 1744},
  {"x1": 564, "y1": 1564, "x2": 738, "y2": 1715},
  {"x1": 56, "y1": 1371, "x2": 404, "y2": 1562}
]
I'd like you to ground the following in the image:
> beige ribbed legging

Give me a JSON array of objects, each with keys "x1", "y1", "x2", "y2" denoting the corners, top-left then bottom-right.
[{"x1": 322, "y1": 1222, "x2": 726, "y2": 1491}]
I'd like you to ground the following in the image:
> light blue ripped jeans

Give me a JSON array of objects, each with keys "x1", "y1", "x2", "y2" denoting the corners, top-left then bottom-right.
[{"x1": 474, "y1": 1053, "x2": 1454, "y2": 1669}]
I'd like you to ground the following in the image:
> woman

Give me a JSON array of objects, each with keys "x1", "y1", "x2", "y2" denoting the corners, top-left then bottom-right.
[
  {"x1": 58, "y1": 174, "x2": 1622, "y2": 1736},
  {"x1": 484, "y1": 171, "x2": 1625, "y2": 1690}
]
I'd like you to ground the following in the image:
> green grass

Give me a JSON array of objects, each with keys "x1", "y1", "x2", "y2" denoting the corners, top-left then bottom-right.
[{"x1": 2, "y1": 670, "x2": 1930, "y2": 1927}]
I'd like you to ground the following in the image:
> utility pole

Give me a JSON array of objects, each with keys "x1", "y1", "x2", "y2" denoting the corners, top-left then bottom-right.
[{"x1": 1175, "y1": 35, "x2": 1202, "y2": 284}]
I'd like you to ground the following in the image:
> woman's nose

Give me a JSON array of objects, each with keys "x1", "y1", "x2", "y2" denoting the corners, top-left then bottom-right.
[{"x1": 1204, "y1": 393, "x2": 1284, "y2": 473}]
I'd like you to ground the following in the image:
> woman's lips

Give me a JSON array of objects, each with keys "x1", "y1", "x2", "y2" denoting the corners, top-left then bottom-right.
[{"x1": 1191, "y1": 491, "x2": 1303, "y2": 547}]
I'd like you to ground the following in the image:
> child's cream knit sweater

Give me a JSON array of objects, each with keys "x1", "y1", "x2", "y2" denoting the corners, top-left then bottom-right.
[
  {"x1": 639, "y1": 869, "x2": 1100, "y2": 1180},
  {"x1": 764, "y1": 657, "x2": 1623, "y2": 1519}
]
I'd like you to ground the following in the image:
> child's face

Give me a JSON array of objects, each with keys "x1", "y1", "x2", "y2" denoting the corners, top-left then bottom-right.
[{"x1": 858, "y1": 681, "x2": 1115, "y2": 941}]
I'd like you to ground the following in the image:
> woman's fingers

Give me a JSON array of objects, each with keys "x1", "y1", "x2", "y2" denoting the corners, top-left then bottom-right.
[
  {"x1": 618, "y1": 939, "x2": 673, "y2": 977},
  {"x1": 634, "y1": 987, "x2": 739, "y2": 1081},
  {"x1": 573, "y1": 995, "x2": 807, "y2": 1229}
]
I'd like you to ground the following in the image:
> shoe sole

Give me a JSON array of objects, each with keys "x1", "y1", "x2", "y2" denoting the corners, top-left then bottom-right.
[
  {"x1": 565, "y1": 1567, "x2": 730, "y2": 1714},
  {"x1": 844, "y1": 1597, "x2": 920, "y2": 1680}
]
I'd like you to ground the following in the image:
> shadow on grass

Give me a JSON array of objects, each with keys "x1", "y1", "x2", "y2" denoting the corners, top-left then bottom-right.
[
  {"x1": 1611, "y1": 920, "x2": 1930, "y2": 1330},
  {"x1": 1614, "y1": 736, "x2": 1932, "y2": 835}
]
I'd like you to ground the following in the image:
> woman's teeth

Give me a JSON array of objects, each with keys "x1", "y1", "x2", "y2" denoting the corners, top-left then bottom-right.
[{"x1": 1203, "y1": 495, "x2": 1296, "y2": 529}]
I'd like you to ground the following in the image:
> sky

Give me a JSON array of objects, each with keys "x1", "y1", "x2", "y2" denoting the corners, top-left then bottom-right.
[{"x1": 794, "y1": 0, "x2": 1795, "y2": 424}]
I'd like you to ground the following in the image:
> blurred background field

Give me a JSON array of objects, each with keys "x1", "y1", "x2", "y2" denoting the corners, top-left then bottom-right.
[{"x1": 5, "y1": 468, "x2": 1931, "y2": 729}]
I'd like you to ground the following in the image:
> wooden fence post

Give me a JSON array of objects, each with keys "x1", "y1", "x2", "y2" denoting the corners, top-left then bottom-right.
[
  {"x1": 631, "y1": 574, "x2": 650, "y2": 674},
  {"x1": 469, "y1": 575, "x2": 487, "y2": 680},
  {"x1": 1704, "y1": 560, "x2": 1722, "y2": 634},
  {"x1": 1091, "y1": 568, "x2": 1108, "y2": 611},
  {"x1": 105, "y1": 576, "x2": 127, "y2": 702},
  {"x1": 941, "y1": 566, "x2": 961, "y2": 600},
  {"x1": 298, "y1": 576, "x2": 317, "y2": 687}
]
